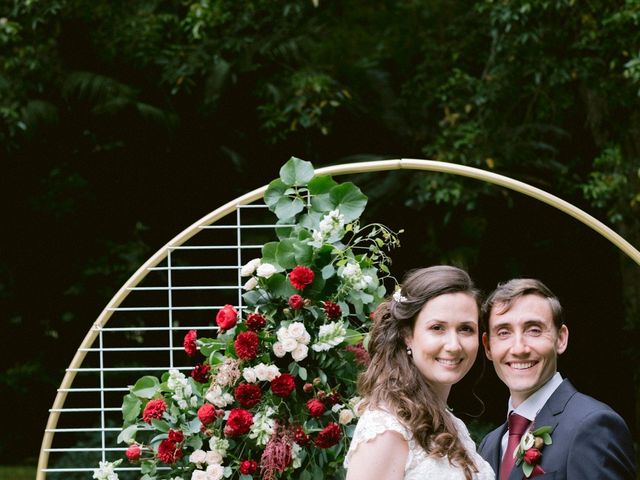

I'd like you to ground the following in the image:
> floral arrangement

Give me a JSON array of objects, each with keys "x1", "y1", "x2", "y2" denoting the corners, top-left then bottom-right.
[
  {"x1": 513, "y1": 425, "x2": 553, "y2": 478},
  {"x1": 93, "y1": 157, "x2": 401, "y2": 480}
]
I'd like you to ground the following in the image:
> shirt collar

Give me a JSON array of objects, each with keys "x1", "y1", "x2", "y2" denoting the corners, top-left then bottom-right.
[{"x1": 507, "y1": 372, "x2": 563, "y2": 422}]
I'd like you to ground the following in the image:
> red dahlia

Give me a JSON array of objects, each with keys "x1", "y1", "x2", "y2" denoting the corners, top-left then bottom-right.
[
  {"x1": 142, "y1": 398, "x2": 167, "y2": 423},
  {"x1": 315, "y1": 422, "x2": 342, "y2": 448},
  {"x1": 306, "y1": 398, "x2": 326, "y2": 417},
  {"x1": 246, "y1": 313, "x2": 266, "y2": 331},
  {"x1": 293, "y1": 426, "x2": 310, "y2": 446},
  {"x1": 125, "y1": 444, "x2": 141, "y2": 462},
  {"x1": 234, "y1": 331, "x2": 259, "y2": 360},
  {"x1": 224, "y1": 408, "x2": 253, "y2": 437},
  {"x1": 183, "y1": 329, "x2": 197, "y2": 357},
  {"x1": 216, "y1": 304, "x2": 238, "y2": 331},
  {"x1": 289, "y1": 266, "x2": 315, "y2": 290},
  {"x1": 198, "y1": 403, "x2": 216, "y2": 426},
  {"x1": 345, "y1": 342, "x2": 371, "y2": 366},
  {"x1": 168, "y1": 429, "x2": 184, "y2": 443},
  {"x1": 270, "y1": 373, "x2": 296, "y2": 398},
  {"x1": 191, "y1": 363, "x2": 211, "y2": 383},
  {"x1": 235, "y1": 383, "x2": 262, "y2": 408},
  {"x1": 322, "y1": 301, "x2": 342, "y2": 319},
  {"x1": 288, "y1": 294, "x2": 304, "y2": 310},
  {"x1": 157, "y1": 438, "x2": 183, "y2": 464},
  {"x1": 239, "y1": 459, "x2": 258, "y2": 475}
]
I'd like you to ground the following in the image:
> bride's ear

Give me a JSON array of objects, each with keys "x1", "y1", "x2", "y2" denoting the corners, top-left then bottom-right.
[{"x1": 482, "y1": 332, "x2": 493, "y2": 360}]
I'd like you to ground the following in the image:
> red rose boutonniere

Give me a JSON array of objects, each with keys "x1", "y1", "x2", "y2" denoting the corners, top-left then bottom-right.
[{"x1": 514, "y1": 426, "x2": 553, "y2": 477}]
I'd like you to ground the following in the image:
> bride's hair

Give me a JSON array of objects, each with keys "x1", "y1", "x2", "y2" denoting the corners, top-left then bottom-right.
[{"x1": 357, "y1": 265, "x2": 480, "y2": 480}]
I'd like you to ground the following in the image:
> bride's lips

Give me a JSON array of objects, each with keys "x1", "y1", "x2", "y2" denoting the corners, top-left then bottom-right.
[
  {"x1": 435, "y1": 358, "x2": 464, "y2": 367},
  {"x1": 506, "y1": 360, "x2": 539, "y2": 370}
]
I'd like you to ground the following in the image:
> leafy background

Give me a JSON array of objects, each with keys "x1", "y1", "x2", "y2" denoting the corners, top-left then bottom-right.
[{"x1": 1, "y1": 0, "x2": 639, "y2": 471}]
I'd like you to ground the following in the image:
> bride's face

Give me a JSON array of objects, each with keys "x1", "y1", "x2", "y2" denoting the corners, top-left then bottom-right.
[{"x1": 405, "y1": 292, "x2": 479, "y2": 401}]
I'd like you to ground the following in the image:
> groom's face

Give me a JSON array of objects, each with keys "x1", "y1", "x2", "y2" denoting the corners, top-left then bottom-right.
[{"x1": 482, "y1": 294, "x2": 569, "y2": 407}]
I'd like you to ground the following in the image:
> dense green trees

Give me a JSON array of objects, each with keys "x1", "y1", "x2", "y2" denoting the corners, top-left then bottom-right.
[{"x1": 2, "y1": 0, "x2": 639, "y2": 464}]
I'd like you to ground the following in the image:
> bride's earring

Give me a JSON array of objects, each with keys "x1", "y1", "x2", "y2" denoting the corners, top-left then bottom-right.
[{"x1": 406, "y1": 346, "x2": 412, "y2": 356}]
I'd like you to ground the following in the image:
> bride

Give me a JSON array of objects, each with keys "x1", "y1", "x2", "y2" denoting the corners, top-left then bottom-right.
[{"x1": 345, "y1": 266, "x2": 494, "y2": 480}]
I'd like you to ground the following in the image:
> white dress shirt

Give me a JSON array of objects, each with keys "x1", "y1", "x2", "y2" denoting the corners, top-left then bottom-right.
[{"x1": 500, "y1": 372, "x2": 563, "y2": 459}]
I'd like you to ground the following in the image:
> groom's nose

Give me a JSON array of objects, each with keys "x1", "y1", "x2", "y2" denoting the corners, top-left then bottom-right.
[{"x1": 510, "y1": 331, "x2": 531, "y2": 355}]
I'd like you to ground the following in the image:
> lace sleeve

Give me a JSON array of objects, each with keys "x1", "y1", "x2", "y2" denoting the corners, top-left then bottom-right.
[{"x1": 344, "y1": 409, "x2": 412, "y2": 470}]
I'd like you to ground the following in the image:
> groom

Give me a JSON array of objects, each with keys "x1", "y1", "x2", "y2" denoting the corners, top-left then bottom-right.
[{"x1": 478, "y1": 278, "x2": 636, "y2": 479}]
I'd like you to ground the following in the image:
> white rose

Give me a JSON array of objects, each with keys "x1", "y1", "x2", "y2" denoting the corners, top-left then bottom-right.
[
  {"x1": 241, "y1": 258, "x2": 261, "y2": 276},
  {"x1": 339, "y1": 409, "x2": 355, "y2": 425},
  {"x1": 256, "y1": 263, "x2": 277, "y2": 278},
  {"x1": 272, "y1": 342, "x2": 286, "y2": 358},
  {"x1": 242, "y1": 367, "x2": 257, "y2": 383},
  {"x1": 267, "y1": 366, "x2": 281, "y2": 381},
  {"x1": 276, "y1": 326, "x2": 291, "y2": 342},
  {"x1": 281, "y1": 337, "x2": 298, "y2": 352},
  {"x1": 205, "y1": 464, "x2": 224, "y2": 480},
  {"x1": 205, "y1": 450, "x2": 223, "y2": 465},
  {"x1": 291, "y1": 343, "x2": 309, "y2": 362},
  {"x1": 243, "y1": 277, "x2": 258, "y2": 291},
  {"x1": 300, "y1": 330, "x2": 311, "y2": 345},
  {"x1": 190, "y1": 449, "x2": 207, "y2": 466},
  {"x1": 191, "y1": 471, "x2": 207, "y2": 480},
  {"x1": 254, "y1": 363, "x2": 270, "y2": 381},
  {"x1": 287, "y1": 322, "x2": 306, "y2": 341}
]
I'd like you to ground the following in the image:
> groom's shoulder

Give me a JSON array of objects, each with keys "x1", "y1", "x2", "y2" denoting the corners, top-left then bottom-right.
[{"x1": 553, "y1": 382, "x2": 629, "y2": 428}]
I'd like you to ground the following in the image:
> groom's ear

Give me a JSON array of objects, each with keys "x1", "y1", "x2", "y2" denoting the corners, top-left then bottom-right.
[{"x1": 482, "y1": 332, "x2": 493, "y2": 360}]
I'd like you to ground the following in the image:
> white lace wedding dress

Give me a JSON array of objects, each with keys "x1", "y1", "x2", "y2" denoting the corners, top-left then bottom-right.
[{"x1": 344, "y1": 409, "x2": 495, "y2": 480}]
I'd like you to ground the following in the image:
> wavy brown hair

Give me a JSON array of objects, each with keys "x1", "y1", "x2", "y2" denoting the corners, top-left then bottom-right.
[{"x1": 357, "y1": 265, "x2": 480, "y2": 480}]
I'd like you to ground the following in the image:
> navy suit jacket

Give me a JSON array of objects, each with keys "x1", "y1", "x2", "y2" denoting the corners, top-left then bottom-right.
[{"x1": 478, "y1": 379, "x2": 636, "y2": 479}]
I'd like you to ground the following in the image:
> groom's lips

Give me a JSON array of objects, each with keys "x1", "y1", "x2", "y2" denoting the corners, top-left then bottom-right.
[{"x1": 506, "y1": 360, "x2": 538, "y2": 370}]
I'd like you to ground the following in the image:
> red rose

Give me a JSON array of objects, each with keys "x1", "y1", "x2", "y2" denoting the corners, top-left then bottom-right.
[
  {"x1": 289, "y1": 266, "x2": 315, "y2": 290},
  {"x1": 239, "y1": 459, "x2": 258, "y2": 475},
  {"x1": 270, "y1": 373, "x2": 296, "y2": 398},
  {"x1": 157, "y1": 438, "x2": 182, "y2": 464},
  {"x1": 183, "y1": 329, "x2": 198, "y2": 357},
  {"x1": 303, "y1": 382, "x2": 314, "y2": 393},
  {"x1": 125, "y1": 444, "x2": 141, "y2": 462},
  {"x1": 322, "y1": 301, "x2": 342, "y2": 319},
  {"x1": 168, "y1": 429, "x2": 184, "y2": 443},
  {"x1": 142, "y1": 398, "x2": 167, "y2": 423},
  {"x1": 288, "y1": 294, "x2": 304, "y2": 310},
  {"x1": 216, "y1": 304, "x2": 238, "y2": 331},
  {"x1": 246, "y1": 313, "x2": 266, "y2": 331},
  {"x1": 198, "y1": 403, "x2": 217, "y2": 426},
  {"x1": 224, "y1": 408, "x2": 254, "y2": 437},
  {"x1": 234, "y1": 331, "x2": 259, "y2": 360},
  {"x1": 306, "y1": 398, "x2": 326, "y2": 417},
  {"x1": 293, "y1": 426, "x2": 310, "y2": 446},
  {"x1": 234, "y1": 383, "x2": 262, "y2": 408},
  {"x1": 314, "y1": 422, "x2": 342, "y2": 448},
  {"x1": 524, "y1": 447, "x2": 543, "y2": 465},
  {"x1": 191, "y1": 363, "x2": 211, "y2": 383}
]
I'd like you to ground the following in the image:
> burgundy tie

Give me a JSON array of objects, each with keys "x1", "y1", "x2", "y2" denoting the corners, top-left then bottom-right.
[{"x1": 500, "y1": 413, "x2": 531, "y2": 480}]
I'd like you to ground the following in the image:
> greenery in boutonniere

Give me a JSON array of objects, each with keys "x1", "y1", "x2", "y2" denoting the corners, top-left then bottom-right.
[{"x1": 514, "y1": 426, "x2": 553, "y2": 478}]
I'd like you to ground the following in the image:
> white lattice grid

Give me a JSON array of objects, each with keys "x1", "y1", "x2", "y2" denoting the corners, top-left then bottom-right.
[
  {"x1": 42, "y1": 202, "x2": 284, "y2": 478},
  {"x1": 37, "y1": 159, "x2": 640, "y2": 479}
]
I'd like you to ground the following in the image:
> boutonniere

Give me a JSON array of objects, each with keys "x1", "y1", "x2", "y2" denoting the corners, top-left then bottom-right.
[{"x1": 514, "y1": 426, "x2": 553, "y2": 477}]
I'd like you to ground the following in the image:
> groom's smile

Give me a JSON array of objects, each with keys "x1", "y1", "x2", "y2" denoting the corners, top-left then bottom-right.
[{"x1": 482, "y1": 294, "x2": 569, "y2": 406}]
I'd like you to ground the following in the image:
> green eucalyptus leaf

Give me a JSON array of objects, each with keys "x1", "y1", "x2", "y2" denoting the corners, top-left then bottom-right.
[
  {"x1": 141, "y1": 460, "x2": 156, "y2": 475},
  {"x1": 242, "y1": 289, "x2": 266, "y2": 306},
  {"x1": 264, "y1": 178, "x2": 288, "y2": 209},
  {"x1": 293, "y1": 240, "x2": 313, "y2": 265},
  {"x1": 151, "y1": 418, "x2": 170, "y2": 432},
  {"x1": 274, "y1": 196, "x2": 305, "y2": 220},
  {"x1": 344, "y1": 329, "x2": 364, "y2": 345},
  {"x1": 132, "y1": 376, "x2": 160, "y2": 399},
  {"x1": 310, "y1": 192, "x2": 334, "y2": 213},
  {"x1": 199, "y1": 338, "x2": 225, "y2": 356},
  {"x1": 321, "y1": 264, "x2": 336, "y2": 279},
  {"x1": 262, "y1": 242, "x2": 278, "y2": 262},
  {"x1": 308, "y1": 175, "x2": 338, "y2": 194},
  {"x1": 117, "y1": 424, "x2": 138, "y2": 444},
  {"x1": 276, "y1": 239, "x2": 297, "y2": 269},
  {"x1": 265, "y1": 273, "x2": 296, "y2": 298},
  {"x1": 275, "y1": 217, "x2": 296, "y2": 239},
  {"x1": 542, "y1": 433, "x2": 552, "y2": 445},
  {"x1": 523, "y1": 462, "x2": 534, "y2": 477},
  {"x1": 329, "y1": 182, "x2": 367, "y2": 221},
  {"x1": 122, "y1": 393, "x2": 142, "y2": 422},
  {"x1": 209, "y1": 350, "x2": 225, "y2": 365},
  {"x1": 298, "y1": 366, "x2": 308, "y2": 380},
  {"x1": 280, "y1": 157, "x2": 315, "y2": 186}
]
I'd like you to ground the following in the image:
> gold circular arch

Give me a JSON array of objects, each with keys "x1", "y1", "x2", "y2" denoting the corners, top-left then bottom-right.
[{"x1": 37, "y1": 159, "x2": 640, "y2": 479}]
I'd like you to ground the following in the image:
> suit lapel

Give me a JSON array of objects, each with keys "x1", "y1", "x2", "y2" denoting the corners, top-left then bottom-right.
[
  {"x1": 508, "y1": 379, "x2": 578, "y2": 480},
  {"x1": 488, "y1": 423, "x2": 508, "y2": 476}
]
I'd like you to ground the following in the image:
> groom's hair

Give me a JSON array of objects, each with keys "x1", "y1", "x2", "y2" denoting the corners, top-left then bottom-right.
[{"x1": 481, "y1": 278, "x2": 564, "y2": 334}]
